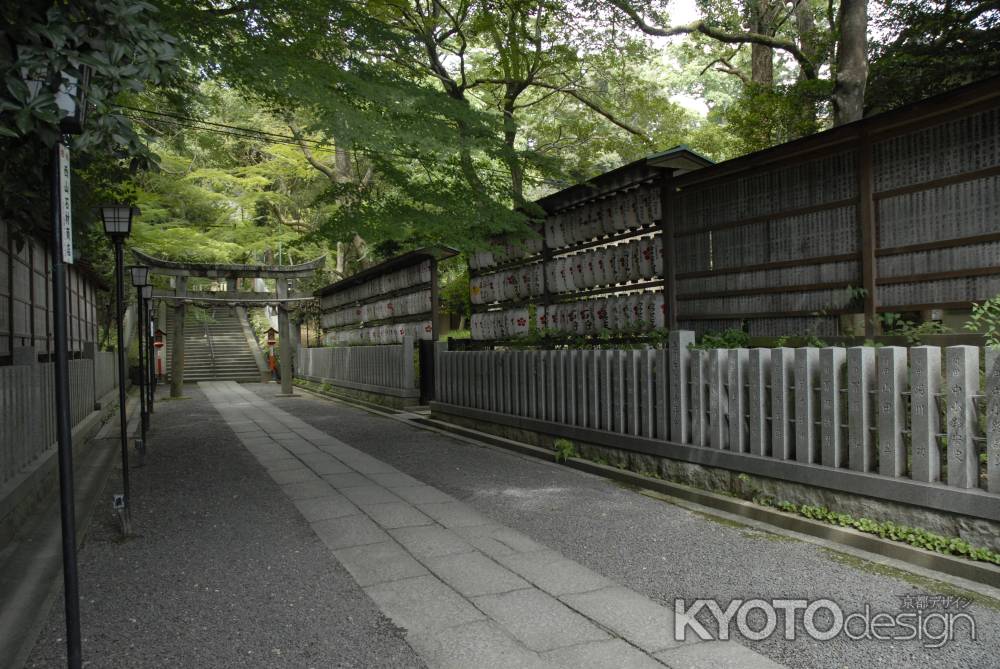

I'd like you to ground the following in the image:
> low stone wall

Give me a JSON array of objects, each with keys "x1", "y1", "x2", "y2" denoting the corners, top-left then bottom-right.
[
  {"x1": 0, "y1": 385, "x2": 121, "y2": 547},
  {"x1": 295, "y1": 378, "x2": 418, "y2": 410},
  {"x1": 433, "y1": 410, "x2": 1000, "y2": 554}
]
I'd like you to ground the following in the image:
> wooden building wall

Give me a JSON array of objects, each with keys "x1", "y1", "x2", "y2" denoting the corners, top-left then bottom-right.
[{"x1": 0, "y1": 218, "x2": 100, "y2": 361}]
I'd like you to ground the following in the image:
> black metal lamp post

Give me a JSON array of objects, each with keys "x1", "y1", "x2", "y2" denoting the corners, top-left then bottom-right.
[
  {"x1": 42, "y1": 61, "x2": 91, "y2": 669},
  {"x1": 128, "y1": 265, "x2": 149, "y2": 443},
  {"x1": 101, "y1": 205, "x2": 138, "y2": 529},
  {"x1": 143, "y1": 285, "x2": 155, "y2": 415}
]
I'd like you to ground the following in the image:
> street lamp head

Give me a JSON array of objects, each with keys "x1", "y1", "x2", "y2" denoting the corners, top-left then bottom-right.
[
  {"x1": 128, "y1": 264, "x2": 150, "y2": 287},
  {"x1": 56, "y1": 65, "x2": 92, "y2": 135},
  {"x1": 141, "y1": 285, "x2": 153, "y2": 300},
  {"x1": 17, "y1": 50, "x2": 91, "y2": 135},
  {"x1": 100, "y1": 205, "x2": 139, "y2": 240}
]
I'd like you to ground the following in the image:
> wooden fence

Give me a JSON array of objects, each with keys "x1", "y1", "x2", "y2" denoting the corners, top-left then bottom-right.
[
  {"x1": 0, "y1": 351, "x2": 117, "y2": 488},
  {"x1": 297, "y1": 338, "x2": 418, "y2": 399},
  {"x1": 469, "y1": 76, "x2": 1000, "y2": 340},
  {"x1": 432, "y1": 333, "x2": 1000, "y2": 521},
  {"x1": 671, "y1": 88, "x2": 1000, "y2": 336},
  {"x1": 0, "y1": 218, "x2": 103, "y2": 360}
]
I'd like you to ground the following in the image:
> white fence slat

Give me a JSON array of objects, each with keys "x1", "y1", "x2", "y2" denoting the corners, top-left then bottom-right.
[
  {"x1": 820, "y1": 347, "x2": 846, "y2": 468},
  {"x1": 986, "y1": 349, "x2": 999, "y2": 493},
  {"x1": 770, "y1": 347, "x2": 794, "y2": 460},
  {"x1": 592, "y1": 351, "x2": 604, "y2": 430},
  {"x1": 946, "y1": 345, "x2": 979, "y2": 489},
  {"x1": 437, "y1": 351, "x2": 446, "y2": 404},
  {"x1": 795, "y1": 348, "x2": 819, "y2": 464},
  {"x1": 541, "y1": 350, "x2": 551, "y2": 419},
  {"x1": 614, "y1": 350, "x2": 627, "y2": 434},
  {"x1": 690, "y1": 349, "x2": 707, "y2": 447},
  {"x1": 479, "y1": 352, "x2": 487, "y2": 410},
  {"x1": 707, "y1": 349, "x2": 727, "y2": 449},
  {"x1": 513, "y1": 351, "x2": 522, "y2": 416},
  {"x1": 561, "y1": 350, "x2": 578, "y2": 425},
  {"x1": 524, "y1": 351, "x2": 544, "y2": 418},
  {"x1": 669, "y1": 331, "x2": 694, "y2": 443},
  {"x1": 656, "y1": 348, "x2": 669, "y2": 440},
  {"x1": 552, "y1": 351, "x2": 566, "y2": 423},
  {"x1": 641, "y1": 348, "x2": 655, "y2": 439},
  {"x1": 728, "y1": 349, "x2": 748, "y2": 453},
  {"x1": 628, "y1": 350, "x2": 640, "y2": 436},
  {"x1": 910, "y1": 346, "x2": 941, "y2": 483},
  {"x1": 848, "y1": 347, "x2": 876, "y2": 472},
  {"x1": 877, "y1": 347, "x2": 908, "y2": 478},
  {"x1": 486, "y1": 352, "x2": 494, "y2": 410},
  {"x1": 748, "y1": 348, "x2": 770, "y2": 456}
]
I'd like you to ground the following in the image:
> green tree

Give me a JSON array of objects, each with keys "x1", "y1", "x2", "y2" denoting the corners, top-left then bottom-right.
[
  {"x1": 0, "y1": 0, "x2": 181, "y2": 237},
  {"x1": 867, "y1": 0, "x2": 1000, "y2": 114}
]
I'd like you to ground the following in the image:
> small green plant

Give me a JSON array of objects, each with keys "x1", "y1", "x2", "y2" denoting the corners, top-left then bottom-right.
[
  {"x1": 879, "y1": 312, "x2": 950, "y2": 345},
  {"x1": 770, "y1": 501, "x2": 1000, "y2": 565},
  {"x1": 553, "y1": 438, "x2": 577, "y2": 462},
  {"x1": 965, "y1": 295, "x2": 1000, "y2": 349},
  {"x1": 690, "y1": 327, "x2": 750, "y2": 350},
  {"x1": 845, "y1": 285, "x2": 868, "y2": 311}
]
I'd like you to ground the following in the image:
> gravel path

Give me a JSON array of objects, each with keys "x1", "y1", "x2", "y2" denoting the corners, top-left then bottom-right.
[
  {"x1": 26, "y1": 386, "x2": 424, "y2": 669},
  {"x1": 253, "y1": 384, "x2": 1000, "y2": 669}
]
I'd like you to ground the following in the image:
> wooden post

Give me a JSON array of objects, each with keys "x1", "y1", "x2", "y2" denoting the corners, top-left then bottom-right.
[
  {"x1": 169, "y1": 276, "x2": 187, "y2": 398},
  {"x1": 858, "y1": 136, "x2": 879, "y2": 336},
  {"x1": 658, "y1": 172, "x2": 678, "y2": 330},
  {"x1": 430, "y1": 257, "x2": 440, "y2": 341}
]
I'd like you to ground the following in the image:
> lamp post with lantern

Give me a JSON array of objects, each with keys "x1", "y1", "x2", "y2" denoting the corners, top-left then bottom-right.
[
  {"x1": 101, "y1": 205, "x2": 139, "y2": 530},
  {"x1": 40, "y1": 60, "x2": 93, "y2": 669},
  {"x1": 266, "y1": 326, "x2": 279, "y2": 381},
  {"x1": 143, "y1": 285, "x2": 155, "y2": 415},
  {"x1": 154, "y1": 328, "x2": 166, "y2": 380}
]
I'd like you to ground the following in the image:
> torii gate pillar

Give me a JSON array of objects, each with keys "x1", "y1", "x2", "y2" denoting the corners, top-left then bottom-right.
[
  {"x1": 170, "y1": 276, "x2": 187, "y2": 398},
  {"x1": 277, "y1": 278, "x2": 294, "y2": 396}
]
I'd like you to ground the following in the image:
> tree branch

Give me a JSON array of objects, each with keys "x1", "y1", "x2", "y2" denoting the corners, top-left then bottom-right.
[
  {"x1": 289, "y1": 125, "x2": 336, "y2": 181},
  {"x1": 471, "y1": 77, "x2": 650, "y2": 140},
  {"x1": 607, "y1": 0, "x2": 818, "y2": 79}
]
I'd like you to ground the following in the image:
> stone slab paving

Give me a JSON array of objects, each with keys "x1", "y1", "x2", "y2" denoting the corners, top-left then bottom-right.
[{"x1": 201, "y1": 381, "x2": 783, "y2": 669}]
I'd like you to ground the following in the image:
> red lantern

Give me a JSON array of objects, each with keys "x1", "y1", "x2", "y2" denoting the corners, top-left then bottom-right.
[{"x1": 153, "y1": 329, "x2": 165, "y2": 349}]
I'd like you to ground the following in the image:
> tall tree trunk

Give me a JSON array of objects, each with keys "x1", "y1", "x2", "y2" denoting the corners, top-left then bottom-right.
[
  {"x1": 335, "y1": 241, "x2": 346, "y2": 277},
  {"x1": 793, "y1": 0, "x2": 821, "y2": 133},
  {"x1": 831, "y1": 0, "x2": 868, "y2": 125},
  {"x1": 502, "y1": 89, "x2": 525, "y2": 208},
  {"x1": 749, "y1": 0, "x2": 781, "y2": 85}
]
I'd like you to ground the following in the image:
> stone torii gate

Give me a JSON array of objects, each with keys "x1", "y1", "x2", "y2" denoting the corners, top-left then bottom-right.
[{"x1": 132, "y1": 250, "x2": 325, "y2": 397}]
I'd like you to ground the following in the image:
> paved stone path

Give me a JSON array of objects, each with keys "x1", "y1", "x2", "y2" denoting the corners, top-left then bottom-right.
[{"x1": 201, "y1": 381, "x2": 781, "y2": 669}]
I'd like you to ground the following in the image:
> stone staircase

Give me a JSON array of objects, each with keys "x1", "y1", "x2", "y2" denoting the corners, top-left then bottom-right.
[{"x1": 166, "y1": 306, "x2": 262, "y2": 383}]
